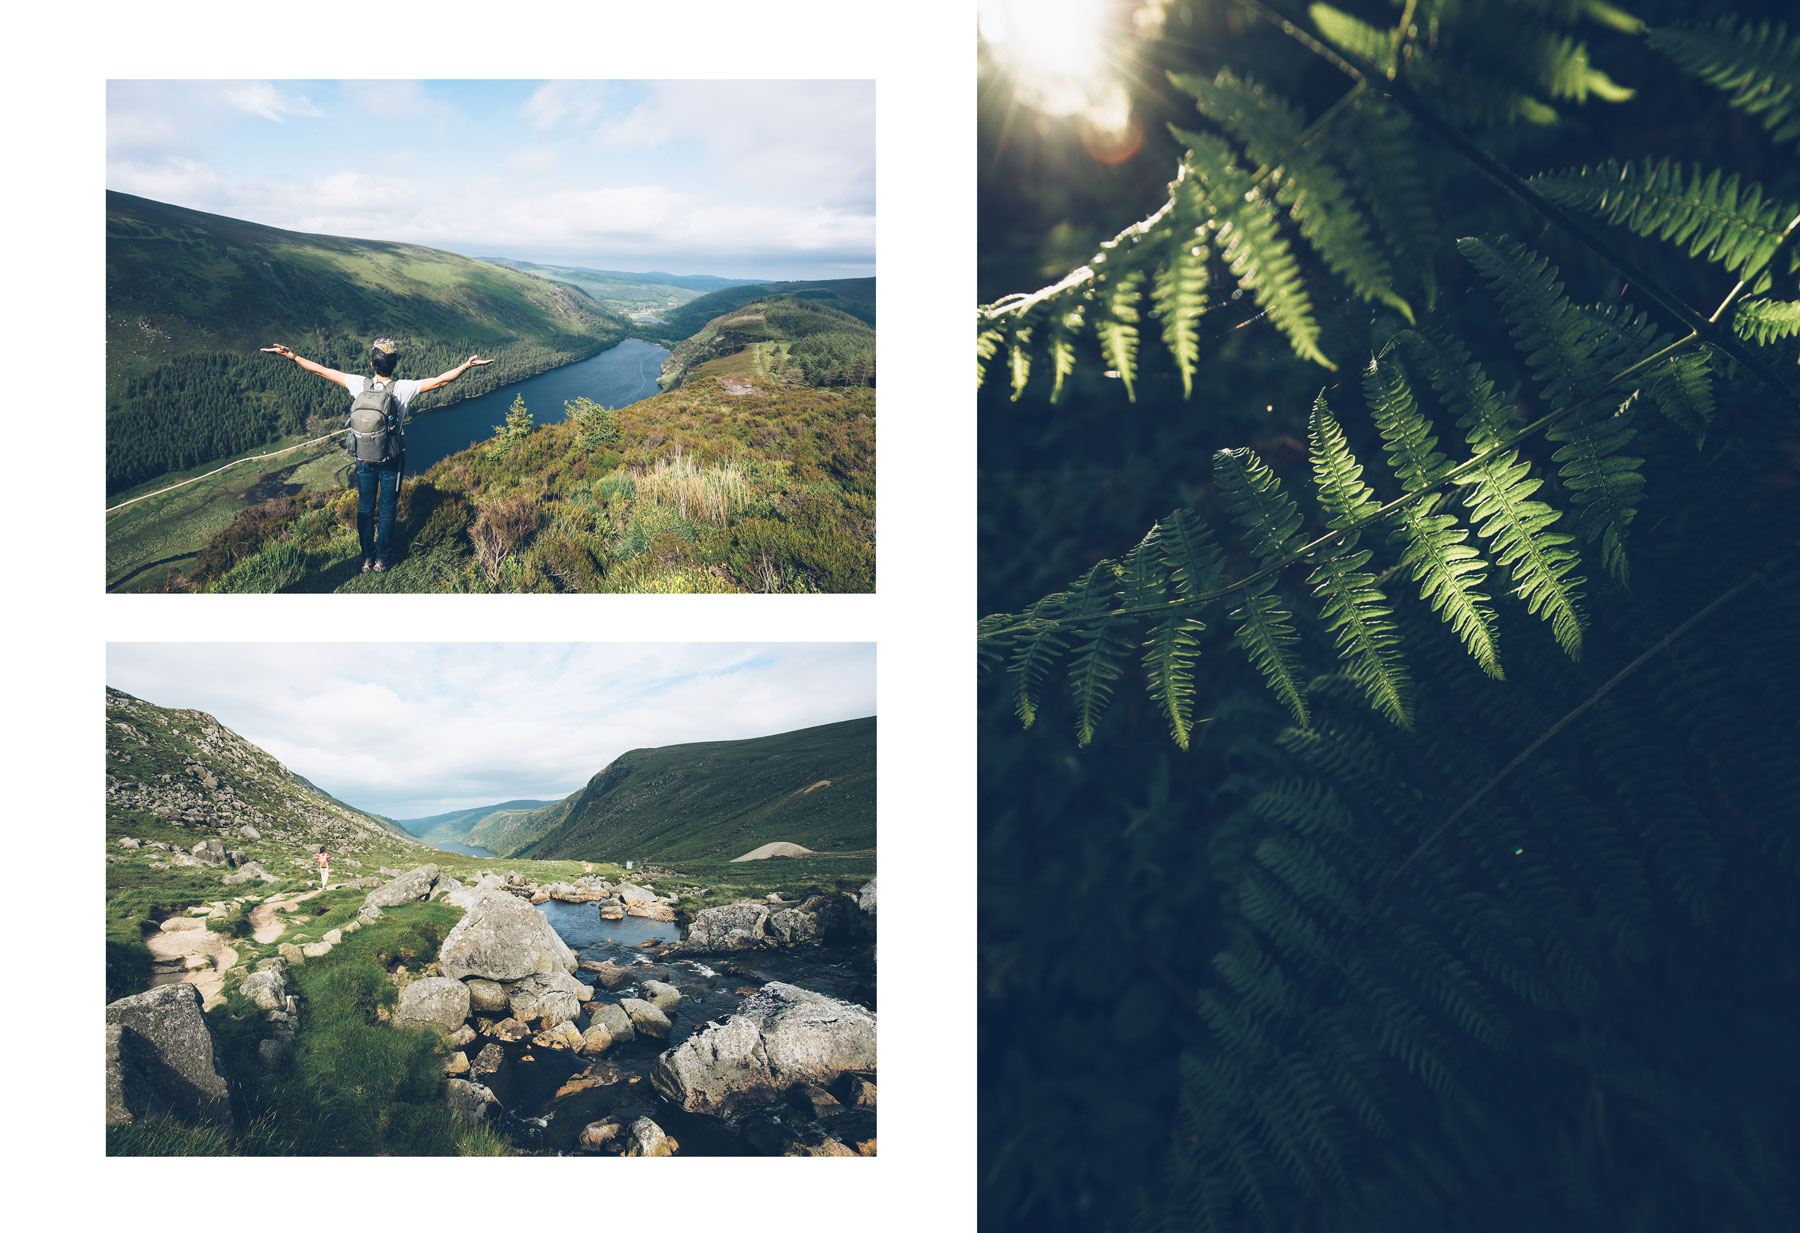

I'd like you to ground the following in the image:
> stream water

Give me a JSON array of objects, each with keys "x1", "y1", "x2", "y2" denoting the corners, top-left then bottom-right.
[
  {"x1": 480, "y1": 899, "x2": 875, "y2": 1155},
  {"x1": 400, "y1": 337, "x2": 669, "y2": 472}
]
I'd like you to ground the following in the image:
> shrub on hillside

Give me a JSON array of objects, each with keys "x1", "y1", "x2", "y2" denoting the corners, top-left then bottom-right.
[{"x1": 471, "y1": 493, "x2": 538, "y2": 582}]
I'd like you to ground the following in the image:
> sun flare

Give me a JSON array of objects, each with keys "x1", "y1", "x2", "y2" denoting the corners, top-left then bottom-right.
[{"x1": 979, "y1": 0, "x2": 1123, "y2": 125}]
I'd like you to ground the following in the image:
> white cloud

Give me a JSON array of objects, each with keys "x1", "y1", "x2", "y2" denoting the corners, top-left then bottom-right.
[
  {"x1": 106, "y1": 157, "x2": 225, "y2": 206},
  {"x1": 107, "y1": 644, "x2": 874, "y2": 818},
  {"x1": 521, "y1": 80, "x2": 613, "y2": 131},
  {"x1": 219, "y1": 81, "x2": 325, "y2": 123},
  {"x1": 341, "y1": 80, "x2": 456, "y2": 124}
]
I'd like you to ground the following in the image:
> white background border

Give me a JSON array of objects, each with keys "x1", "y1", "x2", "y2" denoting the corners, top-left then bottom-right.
[{"x1": 10, "y1": 0, "x2": 972, "y2": 1220}]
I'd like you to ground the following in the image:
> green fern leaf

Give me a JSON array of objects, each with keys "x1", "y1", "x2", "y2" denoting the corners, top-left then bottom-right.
[
  {"x1": 1308, "y1": 398, "x2": 1414, "y2": 727},
  {"x1": 1647, "y1": 17, "x2": 1800, "y2": 151},
  {"x1": 1734, "y1": 298, "x2": 1800, "y2": 347},
  {"x1": 1151, "y1": 235, "x2": 1211, "y2": 398},
  {"x1": 1308, "y1": 3, "x2": 1396, "y2": 73},
  {"x1": 1365, "y1": 354, "x2": 1505, "y2": 678},
  {"x1": 1581, "y1": 300, "x2": 1715, "y2": 444},
  {"x1": 1547, "y1": 398, "x2": 1644, "y2": 585},
  {"x1": 1097, "y1": 273, "x2": 1145, "y2": 402},
  {"x1": 1400, "y1": 329, "x2": 1588, "y2": 658},
  {"x1": 976, "y1": 326, "x2": 1002, "y2": 390},
  {"x1": 1339, "y1": 98, "x2": 1440, "y2": 310},
  {"x1": 1531, "y1": 159, "x2": 1800, "y2": 282},
  {"x1": 1008, "y1": 327, "x2": 1032, "y2": 401},
  {"x1": 1048, "y1": 304, "x2": 1084, "y2": 402},
  {"x1": 1007, "y1": 590, "x2": 1072, "y2": 729},
  {"x1": 1215, "y1": 448, "x2": 1312, "y2": 725},
  {"x1": 1172, "y1": 128, "x2": 1331, "y2": 368},
  {"x1": 1173, "y1": 70, "x2": 1413, "y2": 322},
  {"x1": 1149, "y1": 509, "x2": 1225, "y2": 749},
  {"x1": 1066, "y1": 561, "x2": 1132, "y2": 747}
]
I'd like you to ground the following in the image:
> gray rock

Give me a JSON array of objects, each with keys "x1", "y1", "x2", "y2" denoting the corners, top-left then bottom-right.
[
  {"x1": 322, "y1": 928, "x2": 342, "y2": 945},
  {"x1": 465, "y1": 978, "x2": 510, "y2": 1015},
  {"x1": 640, "y1": 979, "x2": 681, "y2": 1013},
  {"x1": 444, "y1": 1078, "x2": 499, "y2": 1122},
  {"x1": 505, "y1": 970, "x2": 586, "y2": 1026},
  {"x1": 360, "y1": 863, "x2": 440, "y2": 912},
  {"x1": 393, "y1": 977, "x2": 472, "y2": 1034},
  {"x1": 620, "y1": 997, "x2": 672, "y2": 1038},
  {"x1": 240, "y1": 825, "x2": 261, "y2": 840},
  {"x1": 443, "y1": 884, "x2": 501, "y2": 911},
  {"x1": 650, "y1": 983, "x2": 876, "y2": 1114},
  {"x1": 225, "y1": 849, "x2": 247, "y2": 868},
  {"x1": 105, "y1": 1024, "x2": 129, "y2": 1125},
  {"x1": 256, "y1": 1038, "x2": 288, "y2": 1070},
  {"x1": 586, "y1": 1002, "x2": 636, "y2": 1050},
  {"x1": 683, "y1": 901, "x2": 770, "y2": 952},
  {"x1": 473, "y1": 873, "x2": 507, "y2": 893},
  {"x1": 104, "y1": 984, "x2": 232, "y2": 1126},
  {"x1": 471, "y1": 1042, "x2": 505, "y2": 1079},
  {"x1": 277, "y1": 942, "x2": 305, "y2": 966},
  {"x1": 437, "y1": 891, "x2": 576, "y2": 982},
  {"x1": 428, "y1": 874, "x2": 463, "y2": 902},
  {"x1": 448, "y1": 1024, "x2": 477, "y2": 1049},
  {"x1": 768, "y1": 906, "x2": 821, "y2": 947},
  {"x1": 301, "y1": 941, "x2": 332, "y2": 958},
  {"x1": 241, "y1": 967, "x2": 290, "y2": 1011},
  {"x1": 858, "y1": 878, "x2": 876, "y2": 917},
  {"x1": 623, "y1": 1115, "x2": 677, "y2": 1157},
  {"x1": 613, "y1": 882, "x2": 657, "y2": 905},
  {"x1": 118, "y1": 838, "x2": 140, "y2": 851}
]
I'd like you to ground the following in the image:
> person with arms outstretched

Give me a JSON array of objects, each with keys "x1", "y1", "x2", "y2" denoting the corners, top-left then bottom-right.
[{"x1": 262, "y1": 338, "x2": 493, "y2": 572}]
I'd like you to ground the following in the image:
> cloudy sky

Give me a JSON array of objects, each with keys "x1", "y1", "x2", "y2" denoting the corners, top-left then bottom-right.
[
  {"x1": 107, "y1": 644, "x2": 875, "y2": 819},
  {"x1": 106, "y1": 80, "x2": 874, "y2": 280}
]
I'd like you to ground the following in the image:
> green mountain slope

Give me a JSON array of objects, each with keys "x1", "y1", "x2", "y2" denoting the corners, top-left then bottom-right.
[
  {"x1": 659, "y1": 296, "x2": 876, "y2": 391},
  {"x1": 511, "y1": 717, "x2": 876, "y2": 862},
  {"x1": 106, "y1": 687, "x2": 424, "y2": 854},
  {"x1": 484, "y1": 259, "x2": 761, "y2": 316},
  {"x1": 106, "y1": 191, "x2": 631, "y2": 494},
  {"x1": 650, "y1": 277, "x2": 876, "y2": 343},
  {"x1": 395, "y1": 798, "x2": 562, "y2": 842}
]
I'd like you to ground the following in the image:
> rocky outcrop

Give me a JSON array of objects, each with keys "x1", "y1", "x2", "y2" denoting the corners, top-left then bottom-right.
[
  {"x1": 241, "y1": 966, "x2": 290, "y2": 1011},
  {"x1": 360, "y1": 863, "x2": 440, "y2": 911},
  {"x1": 505, "y1": 970, "x2": 586, "y2": 1027},
  {"x1": 684, "y1": 902, "x2": 769, "y2": 952},
  {"x1": 104, "y1": 984, "x2": 233, "y2": 1126},
  {"x1": 393, "y1": 977, "x2": 472, "y2": 1034},
  {"x1": 466, "y1": 978, "x2": 509, "y2": 1015},
  {"x1": 444, "y1": 1078, "x2": 499, "y2": 1122},
  {"x1": 650, "y1": 983, "x2": 877, "y2": 1114},
  {"x1": 858, "y1": 878, "x2": 876, "y2": 917},
  {"x1": 437, "y1": 892, "x2": 575, "y2": 982},
  {"x1": 620, "y1": 997, "x2": 671, "y2": 1039}
]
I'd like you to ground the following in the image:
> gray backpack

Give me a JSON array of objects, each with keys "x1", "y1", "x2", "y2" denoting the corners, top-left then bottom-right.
[{"x1": 345, "y1": 379, "x2": 404, "y2": 463}]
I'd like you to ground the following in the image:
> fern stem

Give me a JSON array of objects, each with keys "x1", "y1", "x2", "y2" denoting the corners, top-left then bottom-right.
[
  {"x1": 1245, "y1": 82, "x2": 1369, "y2": 195},
  {"x1": 1236, "y1": 0, "x2": 1800, "y2": 413},
  {"x1": 979, "y1": 336, "x2": 1698, "y2": 643},
  {"x1": 1709, "y1": 210, "x2": 1800, "y2": 325}
]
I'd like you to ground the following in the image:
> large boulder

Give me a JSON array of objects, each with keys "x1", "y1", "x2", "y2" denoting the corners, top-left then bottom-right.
[
  {"x1": 505, "y1": 970, "x2": 586, "y2": 1026},
  {"x1": 444, "y1": 1078, "x2": 499, "y2": 1122},
  {"x1": 623, "y1": 1116, "x2": 677, "y2": 1157},
  {"x1": 613, "y1": 882, "x2": 657, "y2": 905},
  {"x1": 683, "y1": 902, "x2": 770, "y2": 952},
  {"x1": 360, "y1": 863, "x2": 440, "y2": 912},
  {"x1": 858, "y1": 878, "x2": 877, "y2": 918},
  {"x1": 393, "y1": 977, "x2": 472, "y2": 1034},
  {"x1": 240, "y1": 967, "x2": 290, "y2": 1011},
  {"x1": 768, "y1": 906, "x2": 821, "y2": 947},
  {"x1": 585, "y1": 1002, "x2": 636, "y2": 1051},
  {"x1": 650, "y1": 983, "x2": 877, "y2": 1114},
  {"x1": 641, "y1": 980, "x2": 681, "y2": 1013},
  {"x1": 465, "y1": 978, "x2": 510, "y2": 1015},
  {"x1": 104, "y1": 984, "x2": 232, "y2": 1126},
  {"x1": 437, "y1": 892, "x2": 575, "y2": 982},
  {"x1": 620, "y1": 997, "x2": 671, "y2": 1038}
]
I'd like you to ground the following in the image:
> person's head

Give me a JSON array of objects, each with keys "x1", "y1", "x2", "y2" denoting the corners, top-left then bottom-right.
[{"x1": 370, "y1": 337, "x2": 399, "y2": 378}]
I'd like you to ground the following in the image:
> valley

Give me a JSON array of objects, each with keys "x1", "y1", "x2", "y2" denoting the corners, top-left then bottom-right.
[
  {"x1": 105, "y1": 686, "x2": 877, "y2": 1157},
  {"x1": 105, "y1": 193, "x2": 876, "y2": 593}
]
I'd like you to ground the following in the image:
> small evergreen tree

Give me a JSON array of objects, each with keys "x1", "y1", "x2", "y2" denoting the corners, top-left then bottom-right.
[{"x1": 566, "y1": 396, "x2": 619, "y2": 451}]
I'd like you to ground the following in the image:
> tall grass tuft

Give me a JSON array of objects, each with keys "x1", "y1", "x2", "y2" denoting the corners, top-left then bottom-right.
[{"x1": 636, "y1": 448, "x2": 749, "y2": 527}]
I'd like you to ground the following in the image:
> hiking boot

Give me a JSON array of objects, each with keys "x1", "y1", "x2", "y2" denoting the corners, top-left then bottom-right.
[
  {"x1": 361, "y1": 559, "x2": 373, "y2": 573},
  {"x1": 373, "y1": 561, "x2": 387, "y2": 573}
]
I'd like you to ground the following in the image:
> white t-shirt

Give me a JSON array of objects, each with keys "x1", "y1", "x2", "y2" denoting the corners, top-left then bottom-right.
[{"x1": 344, "y1": 374, "x2": 424, "y2": 417}]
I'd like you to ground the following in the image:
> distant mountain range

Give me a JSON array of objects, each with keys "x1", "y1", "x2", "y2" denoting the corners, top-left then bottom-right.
[
  {"x1": 483, "y1": 259, "x2": 764, "y2": 313},
  {"x1": 393, "y1": 799, "x2": 563, "y2": 848}
]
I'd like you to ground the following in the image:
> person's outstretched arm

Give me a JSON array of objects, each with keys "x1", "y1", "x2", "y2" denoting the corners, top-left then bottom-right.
[
  {"x1": 415, "y1": 355, "x2": 495, "y2": 393},
  {"x1": 261, "y1": 344, "x2": 355, "y2": 389}
]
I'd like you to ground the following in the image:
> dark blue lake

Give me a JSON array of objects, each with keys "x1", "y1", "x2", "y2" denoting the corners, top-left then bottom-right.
[
  {"x1": 403, "y1": 337, "x2": 669, "y2": 472},
  {"x1": 424, "y1": 839, "x2": 499, "y2": 858}
]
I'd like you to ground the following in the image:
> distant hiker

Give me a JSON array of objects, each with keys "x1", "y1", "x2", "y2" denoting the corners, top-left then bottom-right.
[
  {"x1": 260, "y1": 338, "x2": 494, "y2": 572},
  {"x1": 316, "y1": 847, "x2": 331, "y2": 888}
]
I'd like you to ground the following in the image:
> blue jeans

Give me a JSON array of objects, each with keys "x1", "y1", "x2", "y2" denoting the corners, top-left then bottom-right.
[{"x1": 355, "y1": 460, "x2": 401, "y2": 564}]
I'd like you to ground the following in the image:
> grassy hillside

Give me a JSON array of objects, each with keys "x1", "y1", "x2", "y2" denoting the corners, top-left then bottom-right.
[
  {"x1": 512, "y1": 717, "x2": 876, "y2": 863},
  {"x1": 106, "y1": 191, "x2": 631, "y2": 495},
  {"x1": 396, "y1": 799, "x2": 561, "y2": 842},
  {"x1": 660, "y1": 297, "x2": 875, "y2": 392},
  {"x1": 641, "y1": 277, "x2": 876, "y2": 345},
  {"x1": 171, "y1": 370, "x2": 875, "y2": 594},
  {"x1": 483, "y1": 259, "x2": 760, "y2": 317}
]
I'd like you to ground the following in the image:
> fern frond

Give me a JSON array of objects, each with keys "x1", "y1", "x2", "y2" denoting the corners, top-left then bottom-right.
[
  {"x1": 1582, "y1": 300, "x2": 1715, "y2": 444},
  {"x1": 1007, "y1": 590, "x2": 1072, "y2": 729},
  {"x1": 1097, "y1": 273, "x2": 1145, "y2": 402},
  {"x1": 1174, "y1": 70, "x2": 1413, "y2": 322},
  {"x1": 1066, "y1": 560, "x2": 1132, "y2": 747},
  {"x1": 1307, "y1": 3, "x2": 1395, "y2": 73},
  {"x1": 1339, "y1": 97, "x2": 1440, "y2": 309},
  {"x1": 1149, "y1": 510, "x2": 1226, "y2": 748},
  {"x1": 1459, "y1": 234, "x2": 1609, "y2": 407},
  {"x1": 1547, "y1": 397, "x2": 1645, "y2": 585},
  {"x1": 1400, "y1": 329, "x2": 1588, "y2": 658},
  {"x1": 1734, "y1": 299, "x2": 1800, "y2": 347},
  {"x1": 1007, "y1": 327, "x2": 1031, "y2": 401},
  {"x1": 1151, "y1": 235, "x2": 1210, "y2": 398},
  {"x1": 1048, "y1": 304, "x2": 1084, "y2": 402},
  {"x1": 976, "y1": 326, "x2": 1001, "y2": 390},
  {"x1": 1531, "y1": 159, "x2": 1800, "y2": 283},
  {"x1": 1366, "y1": 354, "x2": 1505, "y2": 678},
  {"x1": 1308, "y1": 399, "x2": 1414, "y2": 727},
  {"x1": 1647, "y1": 17, "x2": 1800, "y2": 151},
  {"x1": 1216, "y1": 448, "x2": 1312, "y2": 726},
  {"x1": 1173, "y1": 128, "x2": 1331, "y2": 368}
]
